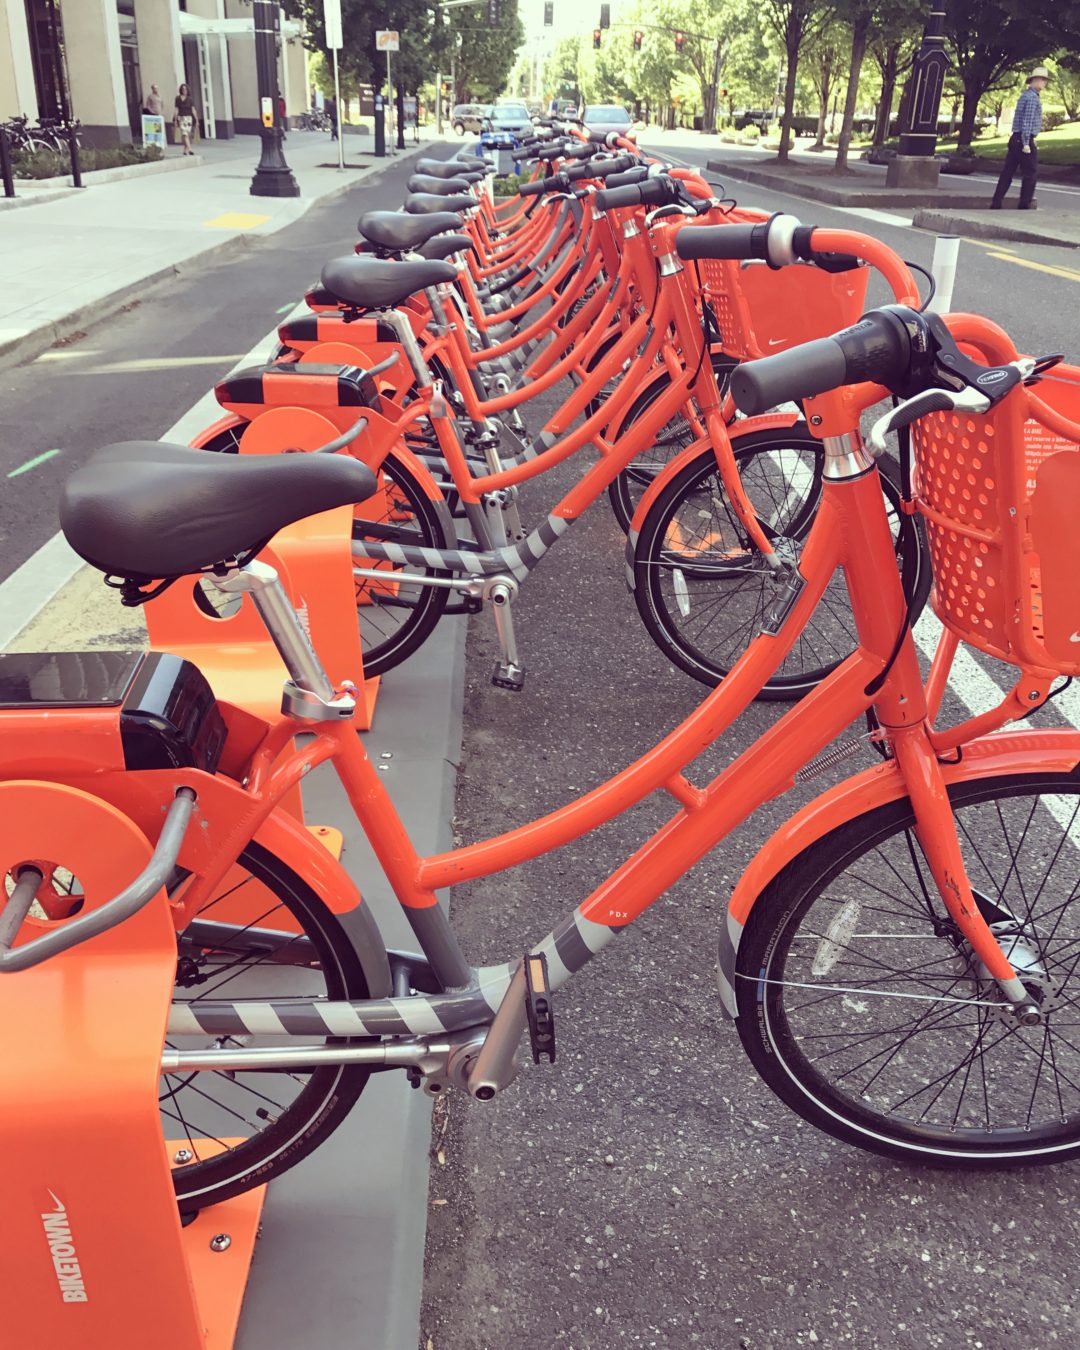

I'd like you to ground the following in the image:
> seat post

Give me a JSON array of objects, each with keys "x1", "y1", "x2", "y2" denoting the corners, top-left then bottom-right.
[
  {"x1": 372, "y1": 308, "x2": 432, "y2": 387},
  {"x1": 212, "y1": 560, "x2": 348, "y2": 715}
]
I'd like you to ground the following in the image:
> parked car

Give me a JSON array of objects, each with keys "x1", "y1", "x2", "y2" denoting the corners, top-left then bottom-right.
[
  {"x1": 451, "y1": 103, "x2": 491, "y2": 135},
  {"x1": 485, "y1": 100, "x2": 532, "y2": 137},
  {"x1": 581, "y1": 104, "x2": 636, "y2": 140}
]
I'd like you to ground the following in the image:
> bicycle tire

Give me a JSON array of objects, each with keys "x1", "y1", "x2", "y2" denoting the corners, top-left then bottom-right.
[
  {"x1": 734, "y1": 771, "x2": 1080, "y2": 1165},
  {"x1": 193, "y1": 419, "x2": 452, "y2": 679},
  {"x1": 167, "y1": 841, "x2": 374, "y2": 1211},
  {"x1": 606, "y1": 353, "x2": 739, "y2": 534},
  {"x1": 632, "y1": 426, "x2": 930, "y2": 700}
]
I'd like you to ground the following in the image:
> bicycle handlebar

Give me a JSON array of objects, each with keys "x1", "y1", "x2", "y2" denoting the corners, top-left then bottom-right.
[
  {"x1": 594, "y1": 173, "x2": 681, "y2": 212},
  {"x1": 730, "y1": 309, "x2": 913, "y2": 416}
]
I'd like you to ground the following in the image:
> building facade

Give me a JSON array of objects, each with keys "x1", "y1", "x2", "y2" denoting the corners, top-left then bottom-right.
[{"x1": 0, "y1": 0, "x2": 308, "y2": 144}]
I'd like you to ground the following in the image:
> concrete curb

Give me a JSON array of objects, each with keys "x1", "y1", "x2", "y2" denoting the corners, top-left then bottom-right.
[
  {"x1": 0, "y1": 186, "x2": 83, "y2": 212},
  {"x1": 0, "y1": 141, "x2": 428, "y2": 374},
  {"x1": 704, "y1": 158, "x2": 994, "y2": 210},
  {"x1": 912, "y1": 207, "x2": 1080, "y2": 250}
]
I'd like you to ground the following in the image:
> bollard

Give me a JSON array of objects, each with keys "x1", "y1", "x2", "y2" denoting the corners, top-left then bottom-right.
[
  {"x1": 67, "y1": 123, "x2": 83, "y2": 188},
  {"x1": 373, "y1": 95, "x2": 386, "y2": 158},
  {"x1": 926, "y1": 234, "x2": 959, "y2": 315},
  {"x1": 0, "y1": 128, "x2": 14, "y2": 198}
]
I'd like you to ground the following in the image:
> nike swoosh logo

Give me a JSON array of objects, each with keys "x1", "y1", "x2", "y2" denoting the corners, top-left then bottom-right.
[
  {"x1": 1069, "y1": 632, "x2": 1080, "y2": 643},
  {"x1": 767, "y1": 339, "x2": 785, "y2": 348}
]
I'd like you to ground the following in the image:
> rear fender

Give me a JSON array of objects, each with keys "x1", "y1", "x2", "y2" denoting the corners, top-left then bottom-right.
[{"x1": 718, "y1": 728, "x2": 1080, "y2": 1017}]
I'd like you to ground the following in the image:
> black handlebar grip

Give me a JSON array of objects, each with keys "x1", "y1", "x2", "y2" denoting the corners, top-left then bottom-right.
[
  {"x1": 590, "y1": 154, "x2": 637, "y2": 178},
  {"x1": 518, "y1": 176, "x2": 552, "y2": 197},
  {"x1": 600, "y1": 166, "x2": 650, "y2": 189},
  {"x1": 676, "y1": 222, "x2": 767, "y2": 262},
  {"x1": 730, "y1": 310, "x2": 913, "y2": 416},
  {"x1": 594, "y1": 181, "x2": 647, "y2": 211},
  {"x1": 562, "y1": 160, "x2": 595, "y2": 182}
]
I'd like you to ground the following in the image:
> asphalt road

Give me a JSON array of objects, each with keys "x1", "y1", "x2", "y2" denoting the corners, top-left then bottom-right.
[
  {"x1": 421, "y1": 138, "x2": 1080, "y2": 1349},
  {"x1": 0, "y1": 153, "x2": 425, "y2": 585}
]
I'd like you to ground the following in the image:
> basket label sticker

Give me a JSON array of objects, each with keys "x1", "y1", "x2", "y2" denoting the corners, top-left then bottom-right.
[{"x1": 1022, "y1": 419, "x2": 1075, "y2": 492}]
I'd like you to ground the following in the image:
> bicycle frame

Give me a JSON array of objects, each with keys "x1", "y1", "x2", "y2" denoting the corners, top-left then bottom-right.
[{"x1": 129, "y1": 417, "x2": 1073, "y2": 1062}]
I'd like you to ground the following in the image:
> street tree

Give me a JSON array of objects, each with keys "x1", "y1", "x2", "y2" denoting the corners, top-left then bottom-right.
[
  {"x1": 762, "y1": 0, "x2": 829, "y2": 162},
  {"x1": 804, "y1": 29, "x2": 843, "y2": 149}
]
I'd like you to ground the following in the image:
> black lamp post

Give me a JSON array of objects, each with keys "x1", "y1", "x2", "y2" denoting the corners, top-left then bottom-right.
[
  {"x1": 250, "y1": 0, "x2": 300, "y2": 197},
  {"x1": 898, "y1": 2, "x2": 950, "y2": 157}
]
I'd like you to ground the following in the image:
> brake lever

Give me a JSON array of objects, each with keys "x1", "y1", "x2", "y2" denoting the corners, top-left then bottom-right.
[{"x1": 868, "y1": 385, "x2": 990, "y2": 455}]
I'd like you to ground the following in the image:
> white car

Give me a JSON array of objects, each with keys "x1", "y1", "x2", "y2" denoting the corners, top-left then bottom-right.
[{"x1": 581, "y1": 104, "x2": 636, "y2": 140}]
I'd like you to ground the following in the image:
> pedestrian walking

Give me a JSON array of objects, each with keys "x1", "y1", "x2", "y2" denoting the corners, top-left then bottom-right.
[
  {"x1": 173, "y1": 83, "x2": 199, "y2": 156},
  {"x1": 326, "y1": 94, "x2": 338, "y2": 141},
  {"x1": 991, "y1": 66, "x2": 1049, "y2": 210},
  {"x1": 143, "y1": 84, "x2": 163, "y2": 116}
]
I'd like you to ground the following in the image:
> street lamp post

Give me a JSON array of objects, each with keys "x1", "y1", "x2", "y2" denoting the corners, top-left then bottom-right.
[
  {"x1": 250, "y1": 0, "x2": 300, "y2": 197},
  {"x1": 888, "y1": 1, "x2": 949, "y2": 189}
]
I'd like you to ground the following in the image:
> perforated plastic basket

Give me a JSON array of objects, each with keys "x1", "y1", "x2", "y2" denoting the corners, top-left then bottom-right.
[
  {"x1": 693, "y1": 258, "x2": 868, "y2": 361},
  {"x1": 910, "y1": 367, "x2": 1080, "y2": 677}
]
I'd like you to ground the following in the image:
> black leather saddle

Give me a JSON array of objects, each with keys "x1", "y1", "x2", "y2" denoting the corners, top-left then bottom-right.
[
  {"x1": 357, "y1": 209, "x2": 462, "y2": 251},
  {"x1": 417, "y1": 157, "x2": 485, "y2": 178},
  {"x1": 417, "y1": 233, "x2": 474, "y2": 260},
  {"x1": 60, "y1": 442, "x2": 377, "y2": 583},
  {"x1": 320, "y1": 255, "x2": 456, "y2": 309},
  {"x1": 406, "y1": 192, "x2": 474, "y2": 216},
  {"x1": 407, "y1": 173, "x2": 473, "y2": 195}
]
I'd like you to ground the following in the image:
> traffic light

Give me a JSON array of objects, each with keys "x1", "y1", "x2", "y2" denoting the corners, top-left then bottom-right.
[
  {"x1": 599, "y1": 3, "x2": 610, "y2": 26},
  {"x1": 633, "y1": 29, "x2": 644, "y2": 50},
  {"x1": 543, "y1": 1, "x2": 553, "y2": 23},
  {"x1": 674, "y1": 29, "x2": 685, "y2": 52},
  {"x1": 593, "y1": 27, "x2": 601, "y2": 48},
  {"x1": 487, "y1": 0, "x2": 500, "y2": 25}
]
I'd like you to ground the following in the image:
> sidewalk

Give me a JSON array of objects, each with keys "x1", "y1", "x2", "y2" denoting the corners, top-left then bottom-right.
[
  {"x1": 0, "y1": 129, "x2": 432, "y2": 369},
  {"x1": 703, "y1": 150, "x2": 995, "y2": 210},
  {"x1": 913, "y1": 205, "x2": 1080, "y2": 250}
]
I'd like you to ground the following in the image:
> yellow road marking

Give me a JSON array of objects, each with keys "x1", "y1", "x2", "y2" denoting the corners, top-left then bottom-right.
[
  {"x1": 985, "y1": 250, "x2": 1080, "y2": 282},
  {"x1": 961, "y1": 237, "x2": 1016, "y2": 253},
  {"x1": 204, "y1": 211, "x2": 270, "y2": 229}
]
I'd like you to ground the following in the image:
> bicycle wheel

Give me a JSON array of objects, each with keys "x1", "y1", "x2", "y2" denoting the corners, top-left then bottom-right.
[
  {"x1": 606, "y1": 352, "x2": 738, "y2": 534},
  {"x1": 194, "y1": 419, "x2": 452, "y2": 678},
  {"x1": 167, "y1": 841, "x2": 374, "y2": 1211},
  {"x1": 632, "y1": 425, "x2": 930, "y2": 699},
  {"x1": 734, "y1": 772, "x2": 1080, "y2": 1166}
]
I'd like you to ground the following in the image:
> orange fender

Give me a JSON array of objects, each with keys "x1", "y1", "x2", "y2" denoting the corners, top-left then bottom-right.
[{"x1": 717, "y1": 727, "x2": 1080, "y2": 1017}]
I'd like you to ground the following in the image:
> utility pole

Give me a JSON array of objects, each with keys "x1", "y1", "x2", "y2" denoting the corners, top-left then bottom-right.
[{"x1": 250, "y1": 0, "x2": 299, "y2": 197}]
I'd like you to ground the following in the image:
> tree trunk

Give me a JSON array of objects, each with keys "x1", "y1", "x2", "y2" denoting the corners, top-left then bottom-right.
[
  {"x1": 777, "y1": 35, "x2": 801, "y2": 163},
  {"x1": 813, "y1": 48, "x2": 834, "y2": 150},
  {"x1": 872, "y1": 43, "x2": 899, "y2": 147},
  {"x1": 956, "y1": 81, "x2": 981, "y2": 152},
  {"x1": 834, "y1": 11, "x2": 870, "y2": 171}
]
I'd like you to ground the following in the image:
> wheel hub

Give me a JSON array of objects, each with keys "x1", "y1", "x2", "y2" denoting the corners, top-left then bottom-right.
[{"x1": 954, "y1": 918, "x2": 1061, "y2": 1025}]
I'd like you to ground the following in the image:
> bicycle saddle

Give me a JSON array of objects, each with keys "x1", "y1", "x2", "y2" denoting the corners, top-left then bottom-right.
[
  {"x1": 358, "y1": 209, "x2": 462, "y2": 251},
  {"x1": 60, "y1": 442, "x2": 377, "y2": 583},
  {"x1": 405, "y1": 192, "x2": 475, "y2": 216},
  {"x1": 321, "y1": 255, "x2": 457, "y2": 309},
  {"x1": 417, "y1": 157, "x2": 484, "y2": 177},
  {"x1": 417, "y1": 233, "x2": 474, "y2": 260},
  {"x1": 407, "y1": 173, "x2": 474, "y2": 195}
]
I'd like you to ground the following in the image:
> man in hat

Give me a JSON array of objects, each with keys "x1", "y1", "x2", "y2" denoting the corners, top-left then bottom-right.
[{"x1": 991, "y1": 66, "x2": 1049, "y2": 210}]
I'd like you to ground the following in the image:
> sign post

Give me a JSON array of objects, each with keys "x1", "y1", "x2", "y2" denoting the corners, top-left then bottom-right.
[
  {"x1": 324, "y1": 0, "x2": 345, "y2": 172},
  {"x1": 376, "y1": 30, "x2": 399, "y2": 156}
]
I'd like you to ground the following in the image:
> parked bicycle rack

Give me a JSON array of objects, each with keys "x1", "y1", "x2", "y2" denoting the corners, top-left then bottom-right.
[{"x1": 0, "y1": 781, "x2": 263, "y2": 1348}]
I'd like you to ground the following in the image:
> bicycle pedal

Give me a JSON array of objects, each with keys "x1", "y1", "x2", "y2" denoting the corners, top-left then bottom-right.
[
  {"x1": 523, "y1": 953, "x2": 556, "y2": 1064},
  {"x1": 491, "y1": 660, "x2": 526, "y2": 691}
]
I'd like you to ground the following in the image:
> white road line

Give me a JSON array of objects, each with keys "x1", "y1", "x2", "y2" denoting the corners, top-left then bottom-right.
[
  {"x1": 0, "y1": 317, "x2": 287, "y2": 649},
  {"x1": 834, "y1": 206, "x2": 914, "y2": 229},
  {"x1": 970, "y1": 173, "x2": 1080, "y2": 198}
]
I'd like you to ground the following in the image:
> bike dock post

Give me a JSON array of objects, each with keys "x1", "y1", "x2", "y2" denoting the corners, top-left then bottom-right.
[
  {"x1": 67, "y1": 123, "x2": 83, "y2": 188},
  {"x1": 0, "y1": 780, "x2": 264, "y2": 1349},
  {"x1": 0, "y1": 128, "x2": 15, "y2": 198}
]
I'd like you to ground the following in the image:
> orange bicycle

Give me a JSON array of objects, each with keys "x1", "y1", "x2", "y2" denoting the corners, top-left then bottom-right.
[{"x1": 3, "y1": 293, "x2": 1078, "y2": 1226}]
